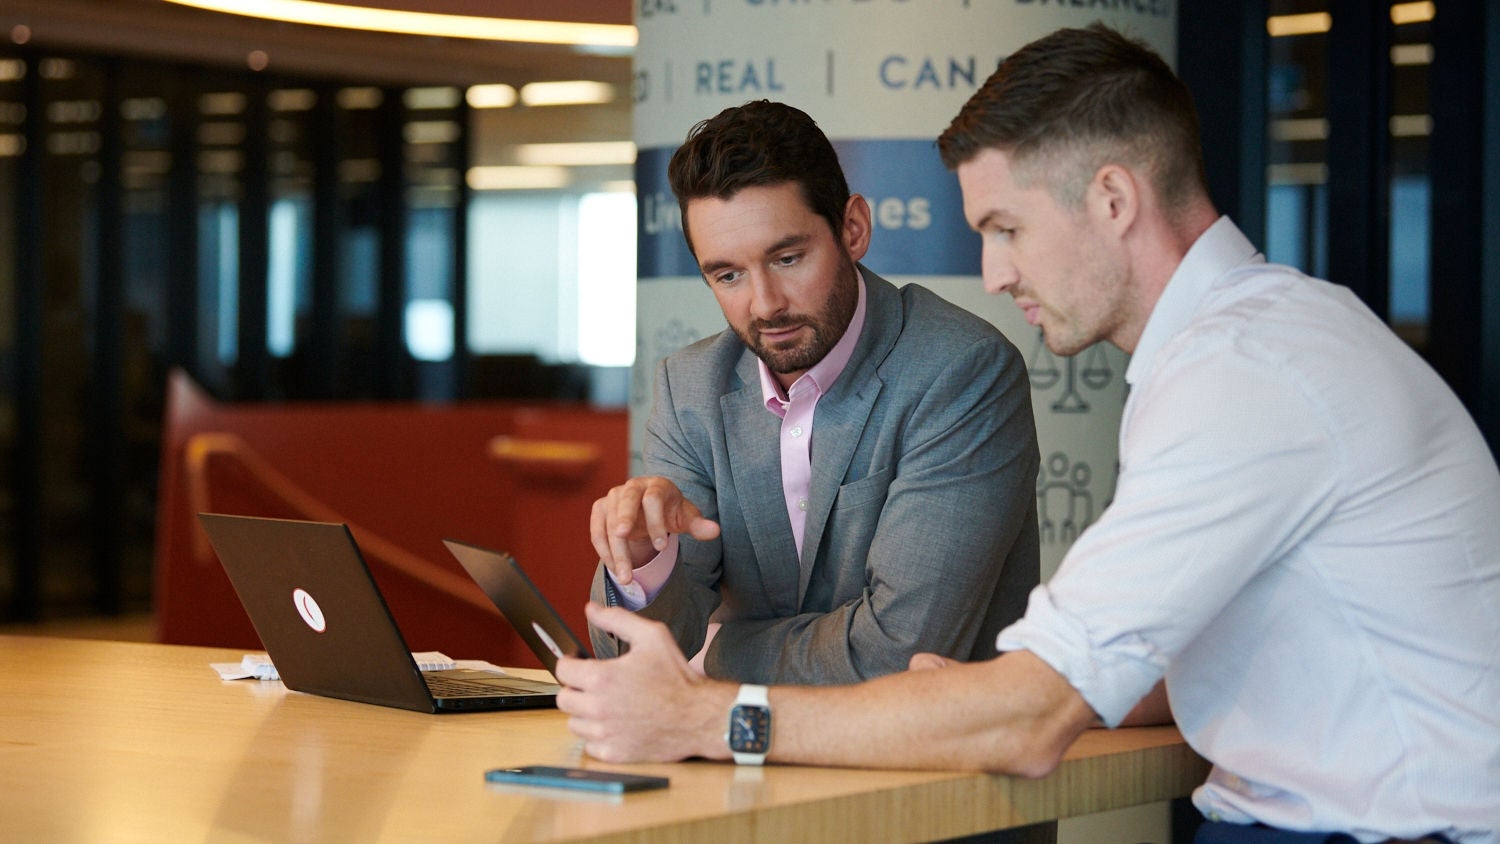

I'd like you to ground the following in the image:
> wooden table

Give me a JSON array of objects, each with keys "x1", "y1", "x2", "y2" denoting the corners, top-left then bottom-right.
[{"x1": 0, "y1": 636, "x2": 1209, "y2": 842}]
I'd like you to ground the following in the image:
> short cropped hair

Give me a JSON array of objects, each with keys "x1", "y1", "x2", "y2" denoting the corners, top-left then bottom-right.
[
  {"x1": 938, "y1": 23, "x2": 1209, "y2": 216},
  {"x1": 667, "y1": 100, "x2": 850, "y2": 252}
]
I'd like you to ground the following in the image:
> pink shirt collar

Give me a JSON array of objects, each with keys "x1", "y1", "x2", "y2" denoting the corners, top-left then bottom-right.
[{"x1": 758, "y1": 270, "x2": 868, "y2": 410}]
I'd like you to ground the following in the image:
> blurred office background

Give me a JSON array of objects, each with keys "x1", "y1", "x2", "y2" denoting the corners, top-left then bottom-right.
[{"x1": 1, "y1": 0, "x2": 1496, "y2": 627}]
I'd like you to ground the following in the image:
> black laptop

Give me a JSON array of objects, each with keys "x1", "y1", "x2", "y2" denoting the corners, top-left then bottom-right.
[
  {"x1": 198, "y1": 513, "x2": 567, "y2": 713},
  {"x1": 441, "y1": 539, "x2": 591, "y2": 675}
]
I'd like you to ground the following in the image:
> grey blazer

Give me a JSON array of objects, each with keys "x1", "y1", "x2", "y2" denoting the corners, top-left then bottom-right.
[{"x1": 591, "y1": 269, "x2": 1040, "y2": 684}]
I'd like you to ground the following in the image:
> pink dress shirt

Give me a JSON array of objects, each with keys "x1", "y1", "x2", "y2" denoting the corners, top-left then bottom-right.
[{"x1": 607, "y1": 274, "x2": 869, "y2": 669}]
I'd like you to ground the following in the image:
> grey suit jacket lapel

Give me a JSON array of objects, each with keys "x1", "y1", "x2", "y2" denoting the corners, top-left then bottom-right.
[
  {"x1": 722, "y1": 350, "x2": 802, "y2": 615},
  {"x1": 796, "y1": 269, "x2": 898, "y2": 604}
]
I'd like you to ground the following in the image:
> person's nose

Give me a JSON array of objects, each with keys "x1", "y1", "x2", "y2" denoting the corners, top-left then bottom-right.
[
  {"x1": 982, "y1": 245, "x2": 1019, "y2": 296},
  {"x1": 747, "y1": 272, "x2": 789, "y2": 320}
]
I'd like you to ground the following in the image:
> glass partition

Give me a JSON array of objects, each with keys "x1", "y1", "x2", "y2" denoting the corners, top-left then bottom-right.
[{"x1": 1264, "y1": 1, "x2": 1434, "y2": 350}]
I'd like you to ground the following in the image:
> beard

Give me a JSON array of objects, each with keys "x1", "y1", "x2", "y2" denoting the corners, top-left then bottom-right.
[
  {"x1": 737, "y1": 253, "x2": 860, "y2": 376},
  {"x1": 1040, "y1": 224, "x2": 1132, "y2": 357}
]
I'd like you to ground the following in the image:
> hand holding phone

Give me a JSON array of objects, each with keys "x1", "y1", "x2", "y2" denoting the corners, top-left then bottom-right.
[{"x1": 484, "y1": 765, "x2": 669, "y2": 794}]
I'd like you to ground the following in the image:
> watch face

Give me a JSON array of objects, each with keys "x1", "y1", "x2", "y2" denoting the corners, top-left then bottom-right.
[{"x1": 728, "y1": 704, "x2": 771, "y2": 754}]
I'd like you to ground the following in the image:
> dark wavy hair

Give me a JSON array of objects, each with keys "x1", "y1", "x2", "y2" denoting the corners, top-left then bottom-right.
[
  {"x1": 938, "y1": 23, "x2": 1208, "y2": 217},
  {"x1": 667, "y1": 100, "x2": 850, "y2": 253}
]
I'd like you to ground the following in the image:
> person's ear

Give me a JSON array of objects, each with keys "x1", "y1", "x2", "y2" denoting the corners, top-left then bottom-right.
[
  {"x1": 1089, "y1": 164, "x2": 1139, "y2": 237},
  {"x1": 842, "y1": 194, "x2": 873, "y2": 261}
]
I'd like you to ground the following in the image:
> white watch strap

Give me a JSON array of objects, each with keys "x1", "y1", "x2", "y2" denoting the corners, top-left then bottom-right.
[
  {"x1": 736, "y1": 683, "x2": 770, "y2": 708},
  {"x1": 730, "y1": 684, "x2": 771, "y2": 765}
]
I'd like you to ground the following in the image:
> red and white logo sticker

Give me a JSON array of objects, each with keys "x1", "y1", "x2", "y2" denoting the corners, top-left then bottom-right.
[{"x1": 292, "y1": 588, "x2": 327, "y2": 633}]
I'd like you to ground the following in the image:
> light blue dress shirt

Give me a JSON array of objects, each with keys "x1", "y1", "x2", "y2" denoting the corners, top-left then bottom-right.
[{"x1": 999, "y1": 217, "x2": 1500, "y2": 843}]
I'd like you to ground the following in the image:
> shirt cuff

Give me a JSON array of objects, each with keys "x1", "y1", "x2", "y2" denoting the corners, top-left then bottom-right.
[
  {"x1": 995, "y1": 585, "x2": 1165, "y2": 728},
  {"x1": 602, "y1": 533, "x2": 679, "y2": 610}
]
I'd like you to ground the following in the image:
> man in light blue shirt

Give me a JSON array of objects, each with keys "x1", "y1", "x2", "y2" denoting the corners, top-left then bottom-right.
[{"x1": 556, "y1": 25, "x2": 1500, "y2": 844}]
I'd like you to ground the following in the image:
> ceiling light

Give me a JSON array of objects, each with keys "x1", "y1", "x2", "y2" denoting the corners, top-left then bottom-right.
[
  {"x1": 39, "y1": 59, "x2": 76, "y2": 80},
  {"x1": 467, "y1": 165, "x2": 569, "y2": 191},
  {"x1": 199, "y1": 122, "x2": 247, "y2": 146},
  {"x1": 1391, "y1": 43, "x2": 1434, "y2": 66},
  {"x1": 122, "y1": 98, "x2": 169, "y2": 122},
  {"x1": 520, "y1": 81, "x2": 615, "y2": 107},
  {"x1": 1391, "y1": 2, "x2": 1435, "y2": 25},
  {"x1": 1271, "y1": 118, "x2": 1328, "y2": 142},
  {"x1": 341, "y1": 159, "x2": 381, "y2": 182},
  {"x1": 47, "y1": 100, "x2": 103, "y2": 124},
  {"x1": 125, "y1": 150, "x2": 173, "y2": 175},
  {"x1": 1267, "y1": 162, "x2": 1328, "y2": 186},
  {"x1": 200, "y1": 92, "x2": 246, "y2": 115},
  {"x1": 1267, "y1": 12, "x2": 1331, "y2": 37},
  {"x1": 269, "y1": 89, "x2": 318, "y2": 111},
  {"x1": 48, "y1": 131, "x2": 101, "y2": 156},
  {"x1": 515, "y1": 141, "x2": 636, "y2": 167},
  {"x1": 337, "y1": 87, "x2": 383, "y2": 110},
  {"x1": 405, "y1": 120, "x2": 461, "y2": 145},
  {"x1": 163, "y1": 0, "x2": 636, "y2": 49},
  {"x1": 405, "y1": 87, "x2": 461, "y2": 110},
  {"x1": 467, "y1": 85, "x2": 518, "y2": 109},
  {"x1": 199, "y1": 150, "x2": 243, "y2": 174},
  {"x1": 1390, "y1": 114, "x2": 1432, "y2": 137}
]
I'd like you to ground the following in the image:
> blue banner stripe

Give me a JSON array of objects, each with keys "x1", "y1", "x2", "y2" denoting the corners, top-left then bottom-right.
[{"x1": 636, "y1": 139, "x2": 981, "y2": 279}]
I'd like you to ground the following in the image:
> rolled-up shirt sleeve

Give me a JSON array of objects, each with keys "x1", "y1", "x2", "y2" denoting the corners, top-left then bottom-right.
[{"x1": 997, "y1": 585, "x2": 1168, "y2": 727}]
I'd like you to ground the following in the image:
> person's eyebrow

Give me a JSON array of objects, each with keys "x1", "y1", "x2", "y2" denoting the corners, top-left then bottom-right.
[
  {"x1": 764, "y1": 233, "x2": 810, "y2": 254},
  {"x1": 698, "y1": 233, "x2": 812, "y2": 275},
  {"x1": 972, "y1": 210, "x2": 1007, "y2": 231}
]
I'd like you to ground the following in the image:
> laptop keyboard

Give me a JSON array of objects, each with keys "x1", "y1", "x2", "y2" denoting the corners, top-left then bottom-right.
[{"x1": 424, "y1": 673, "x2": 557, "y2": 697}]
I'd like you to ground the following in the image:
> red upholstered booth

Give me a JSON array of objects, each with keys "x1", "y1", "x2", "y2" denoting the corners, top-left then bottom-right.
[{"x1": 152, "y1": 369, "x2": 628, "y2": 669}]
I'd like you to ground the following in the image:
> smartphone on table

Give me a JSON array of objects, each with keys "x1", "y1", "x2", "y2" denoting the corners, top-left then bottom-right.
[{"x1": 484, "y1": 765, "x2": 670, "y2": 794}]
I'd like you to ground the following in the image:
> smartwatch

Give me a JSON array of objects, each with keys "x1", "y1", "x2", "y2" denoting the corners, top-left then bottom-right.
[{"x1": 725, "y1": 684, "x2": 772, "y2": 765}]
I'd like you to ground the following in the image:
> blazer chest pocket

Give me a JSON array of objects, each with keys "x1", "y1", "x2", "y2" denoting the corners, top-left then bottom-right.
[{"x1": 832, "y1": 467, "x2": 894, "y2": 511}]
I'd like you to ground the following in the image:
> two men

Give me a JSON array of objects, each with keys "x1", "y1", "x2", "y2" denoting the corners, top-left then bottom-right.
[
  {"x1": 565, "y1": 24, "x2": 1500, "y2": 843},
  {"x1": 588, "y1": 100, "x2": 1040, "y2": 684}
]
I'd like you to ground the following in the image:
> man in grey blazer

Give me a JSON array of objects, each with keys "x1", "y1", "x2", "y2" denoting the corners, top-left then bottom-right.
[{"x1": 589, "y1": 100, "x2": 1039, "y2": 685}]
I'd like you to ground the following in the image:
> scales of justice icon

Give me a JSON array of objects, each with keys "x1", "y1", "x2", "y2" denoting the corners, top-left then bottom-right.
[
  {"x1": 1025, "y1": 328, "x2": 1122, "y2": 545},
  {"x1": 1026, "y1": 330, "x2": 1116, "y2": 413}
]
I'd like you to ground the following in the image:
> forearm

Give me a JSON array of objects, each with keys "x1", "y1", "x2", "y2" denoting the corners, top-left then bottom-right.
[
  {"x1": 762, "y1": 651, "x2": 1096, "y2": 775},
  {"x1": 560, "y1": 605, "x2": 1097, "y2": 774}
]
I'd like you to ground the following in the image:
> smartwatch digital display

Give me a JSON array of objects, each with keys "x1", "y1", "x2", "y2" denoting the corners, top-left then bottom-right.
[{"x1": 726, "y1": 684, "x2": 772, "y2": 765}]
